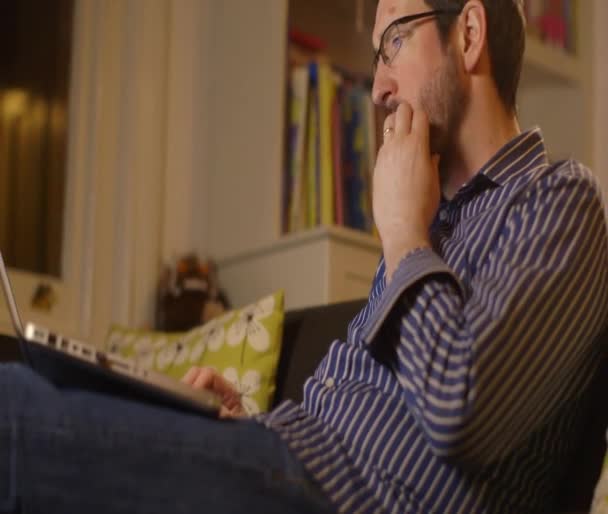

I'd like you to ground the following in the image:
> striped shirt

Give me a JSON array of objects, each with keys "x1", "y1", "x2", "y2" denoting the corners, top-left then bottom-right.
[{"x1": 259, "y1": 128, "x2": 608, "y2": 514}]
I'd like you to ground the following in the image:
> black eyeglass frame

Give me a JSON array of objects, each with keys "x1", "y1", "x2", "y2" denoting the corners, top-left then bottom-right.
[{"x1": 372, "y1": 8, "x2": 463, "y2": 75}]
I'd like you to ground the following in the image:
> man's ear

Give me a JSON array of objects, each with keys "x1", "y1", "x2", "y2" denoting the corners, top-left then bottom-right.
[{"x1": 456, "y1": 0, "x2": 487, "y2": 73}]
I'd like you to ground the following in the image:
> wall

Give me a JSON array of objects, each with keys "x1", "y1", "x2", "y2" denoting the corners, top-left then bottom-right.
[
  {"x1": 593, "y1": 0, "x2": 608, "y2": 194},
  {"x1": 205, "y1": 0, "x2": 288, "y2": 260}
]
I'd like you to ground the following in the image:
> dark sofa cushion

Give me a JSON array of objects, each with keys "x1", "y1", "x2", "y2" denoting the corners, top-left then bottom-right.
[
  {"x1": 272, "y1": 299, "x2": 366, "y2": 407},
  {"x1": 0, "y1": 333, "x2": 21, "y2": 362}
]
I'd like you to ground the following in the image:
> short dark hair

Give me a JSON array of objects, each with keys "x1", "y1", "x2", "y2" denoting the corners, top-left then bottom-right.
[{"x1": 424, "y1": 0, "x2": 526, "y2": 113}]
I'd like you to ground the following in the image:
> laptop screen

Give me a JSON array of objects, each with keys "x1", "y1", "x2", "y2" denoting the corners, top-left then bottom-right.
[{"x1": 0, "y1": 251, "x2": 25, "y2": 338}]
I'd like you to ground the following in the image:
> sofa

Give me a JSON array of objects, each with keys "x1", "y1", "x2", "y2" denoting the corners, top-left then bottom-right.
[{"x1": 1, "y1": 298, "x2": 606, "y2": 513}]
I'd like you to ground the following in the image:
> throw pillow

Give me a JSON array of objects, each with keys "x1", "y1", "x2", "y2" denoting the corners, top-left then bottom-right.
[{"x1": 105, "y1": 290, "x2": 284, "y2": 415}]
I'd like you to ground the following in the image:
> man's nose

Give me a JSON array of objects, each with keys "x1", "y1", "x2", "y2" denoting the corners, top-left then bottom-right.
[{"x1": 371, "y1": 62, "x2": 395, "y2": 108}]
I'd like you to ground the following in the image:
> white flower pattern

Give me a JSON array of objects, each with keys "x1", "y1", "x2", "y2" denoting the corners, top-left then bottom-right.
[
  {"x1": 226, "y1": 294, "x2": 275, "y2": 352},
  {"x1": 188, "y1": 311, "x2": 234, "y2": 361},
  {"x1": 133, "y1": 337, "x2": 155, "y2": 370},
  {"x1": 156, "y1": 338, "x2": 190, "y2": 370},
  {"x1": 107, "y1": 331, "x2": 136, "y2": 354},
  {"x1": 222, "y1": 367, "x2": 261, "y2": 415}
]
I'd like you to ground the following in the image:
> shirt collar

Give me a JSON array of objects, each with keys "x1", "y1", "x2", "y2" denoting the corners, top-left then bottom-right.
[
  {"x1": 439, "y1": 128, "x2": 549, "y2": 207},
  {"x1": 478, "y1": 127, "x2": 549, "y2": 187}
]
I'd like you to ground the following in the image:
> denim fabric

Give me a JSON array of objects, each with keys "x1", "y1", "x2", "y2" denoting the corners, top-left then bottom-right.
[{"x1": 0, "y1": 363, "x2": 334, "y2": 514}]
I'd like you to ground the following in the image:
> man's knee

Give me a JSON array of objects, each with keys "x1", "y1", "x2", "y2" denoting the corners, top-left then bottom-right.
[
  {"x1": 0, "y1": 421, "x2": 17, "y2": 514},
  {"x1": 0, "y1": 363, "x2": 54, "y2": 414}
]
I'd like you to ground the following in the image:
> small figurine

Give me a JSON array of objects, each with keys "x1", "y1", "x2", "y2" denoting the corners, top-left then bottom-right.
[{"x1": 155, "y1": 253, "x2": 231, "y2": 331}]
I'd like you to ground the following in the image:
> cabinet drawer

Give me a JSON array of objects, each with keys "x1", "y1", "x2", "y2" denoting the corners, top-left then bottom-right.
[{"x1": 328, "y1": 239, "x2": 381, "y2": 303}]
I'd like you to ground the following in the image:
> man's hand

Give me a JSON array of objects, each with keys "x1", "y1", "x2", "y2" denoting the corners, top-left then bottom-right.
[
  {"x1": 373, "y1": 103, "x2": 440, "y2": 282},
  {"x1": 182, "y1": 367, "x2": 246, "y2": 419}
]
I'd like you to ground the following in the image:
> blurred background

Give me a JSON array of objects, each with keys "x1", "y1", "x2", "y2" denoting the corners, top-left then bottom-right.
[{"x1": 0, "y1": 0, "x2": 605, "y2": 346}]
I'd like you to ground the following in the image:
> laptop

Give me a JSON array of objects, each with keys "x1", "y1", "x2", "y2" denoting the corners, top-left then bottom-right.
[{"x1": 0, "y1": 252, "x2": 221, "y2": 416}]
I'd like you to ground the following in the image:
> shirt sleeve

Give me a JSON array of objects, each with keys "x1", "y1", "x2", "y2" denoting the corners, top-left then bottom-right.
[{"x1": 361, "y1": 164, "x2": 608, "y2": 468}]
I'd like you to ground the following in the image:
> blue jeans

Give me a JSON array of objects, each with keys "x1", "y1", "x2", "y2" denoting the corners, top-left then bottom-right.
[{"x1": 0, "y1": 363, "x2": 334, "y2": 514}]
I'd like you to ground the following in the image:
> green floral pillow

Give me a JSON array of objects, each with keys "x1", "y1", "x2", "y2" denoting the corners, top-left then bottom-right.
[{"x1": 105, "y1": 290, "x2": 284, "y2": 415}]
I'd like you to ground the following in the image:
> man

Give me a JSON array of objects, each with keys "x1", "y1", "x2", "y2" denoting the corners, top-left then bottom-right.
[{"x1": 1, "y1": 1, "x2": 606, "y2": 513}]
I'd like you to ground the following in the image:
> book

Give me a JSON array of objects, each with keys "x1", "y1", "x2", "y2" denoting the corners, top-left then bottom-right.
[
  {"x1": 287, "y1": 65, "x2": 310, "y2": 232},
  {"x1": 332, "y1": 74, "x2": 345, "y2": 226},
  {"x1": 363, "y1": 91, "x2": 377, "y2": 233},
  {"x1": 306, "y1": 61, "x2": 320, "y2": 228},
  {"x1": 354, "y1": 88, "x2": 373, "y2": 233},
  {"x1": 343, "y1": 86, "x2": 366, "y2": 231},
  {"x1": 317, "y1": 61, "x2": 336, "y2": 226}
]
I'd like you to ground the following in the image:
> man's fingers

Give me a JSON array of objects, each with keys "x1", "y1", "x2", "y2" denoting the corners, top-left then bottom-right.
[
  {"x1": 219, "y1": 405, "x2": 246, "y2": 420},
  {"x1": 394, "y1": 102, "x2": 413, "y2": 135},
  {"x1": 192, "y1": 368, "x2": 237, "y2": 399},
  {"x1": 181, "y1": 366, "x2": 199, "y2": 385},
  {"x1": 192, "y1": 368, "x2": 215, "y2": 390},
  {"x1": 383, "y1": 112, "x2": 396, "y2": 141},
  {"x1": 411, "y1": 108, "x2": 430, "y2": 147},
  {"x1": 182, "y1": 367, "x2": 245, "y2": 417},
  {"x1": 183, "y1": 366, "x2": 235, "y2": 396}
]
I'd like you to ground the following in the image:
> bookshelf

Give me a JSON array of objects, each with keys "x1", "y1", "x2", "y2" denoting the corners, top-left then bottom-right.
[
  {"x1": 523, "y1": 34, "x2": 582, "y2": 84},
  {"x1": 213, "y1": 0, "x2": 594, "y2": 310}
]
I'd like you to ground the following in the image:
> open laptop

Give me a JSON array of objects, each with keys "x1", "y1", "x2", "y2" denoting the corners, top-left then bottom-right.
[{"x1": 0, "y1": 252, "x2": 220, "y2": 416}]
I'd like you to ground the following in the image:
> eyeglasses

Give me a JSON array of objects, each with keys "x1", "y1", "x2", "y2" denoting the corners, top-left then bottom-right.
[{"x1": 372, "y1": 8, "x2": 463, "y2": 76}]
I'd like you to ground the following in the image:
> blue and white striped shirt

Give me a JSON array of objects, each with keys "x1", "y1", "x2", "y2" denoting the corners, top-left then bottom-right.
[{"x1": 260, "y1": 128, "x2": 608, "y2": 514}]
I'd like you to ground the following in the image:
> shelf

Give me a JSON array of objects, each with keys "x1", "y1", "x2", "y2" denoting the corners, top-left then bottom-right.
[
  {"x1": 522, "y1": 34, "x2": 582, "y2": 85},
  {"x1": 217, "y1": 224, "x2": 382, "y2": 311}
]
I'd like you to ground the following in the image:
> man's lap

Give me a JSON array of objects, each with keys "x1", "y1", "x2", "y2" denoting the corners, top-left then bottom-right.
[{"x1": 0, "y1": 363, "x2": 332, "y2": 514}]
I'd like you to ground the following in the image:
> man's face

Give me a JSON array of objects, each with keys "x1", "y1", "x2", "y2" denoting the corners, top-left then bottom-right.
[{"x1": 372, "y1": 0, "x2": 469, "y2": 156}]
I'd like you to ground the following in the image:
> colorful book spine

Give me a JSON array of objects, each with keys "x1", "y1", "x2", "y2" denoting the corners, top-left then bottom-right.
[
  {"x1": 306, "y1": 61, "x2": 320, "y2": 228},
  {"x1": 345, "y1": 87, "x2": 365, "y2": 231},
  {"x1": 287, "y1": 65, "x2": 310, "y2": 232},
  {"x1": 317, "y1": 61, "x2": 336, "y2": 226},
  {"x1": 332, "y1": 74, "x2": 345, "y2": 226},
  {"x1": 363, "y1": 91, "x2": 376, "y2": 233},
  {"x1": 354, "y1": 88, "x2": 373, "y2": 233}
]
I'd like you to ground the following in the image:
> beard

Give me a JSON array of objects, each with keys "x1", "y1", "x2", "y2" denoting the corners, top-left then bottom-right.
[{"x1": 419, "y1": 45, "x2": 469, "y2": 182}]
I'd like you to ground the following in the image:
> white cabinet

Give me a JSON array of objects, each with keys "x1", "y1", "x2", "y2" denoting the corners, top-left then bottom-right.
[{"x1": 218, "y1": 226, "x2": 381, "y2": 311}]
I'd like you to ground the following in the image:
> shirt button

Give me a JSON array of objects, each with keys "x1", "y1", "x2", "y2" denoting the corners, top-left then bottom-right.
[
  {"x1": 325, "y1": 377, "x2": 335, "y2": 389},
  {"x1": 439, "y1": 210, "x2": 448, "y2": 222}
]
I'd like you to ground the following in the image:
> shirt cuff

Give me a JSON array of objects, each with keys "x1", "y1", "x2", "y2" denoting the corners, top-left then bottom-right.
[{"x1": 361, "y1": 247, "x2": 463, "y2": 344}]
